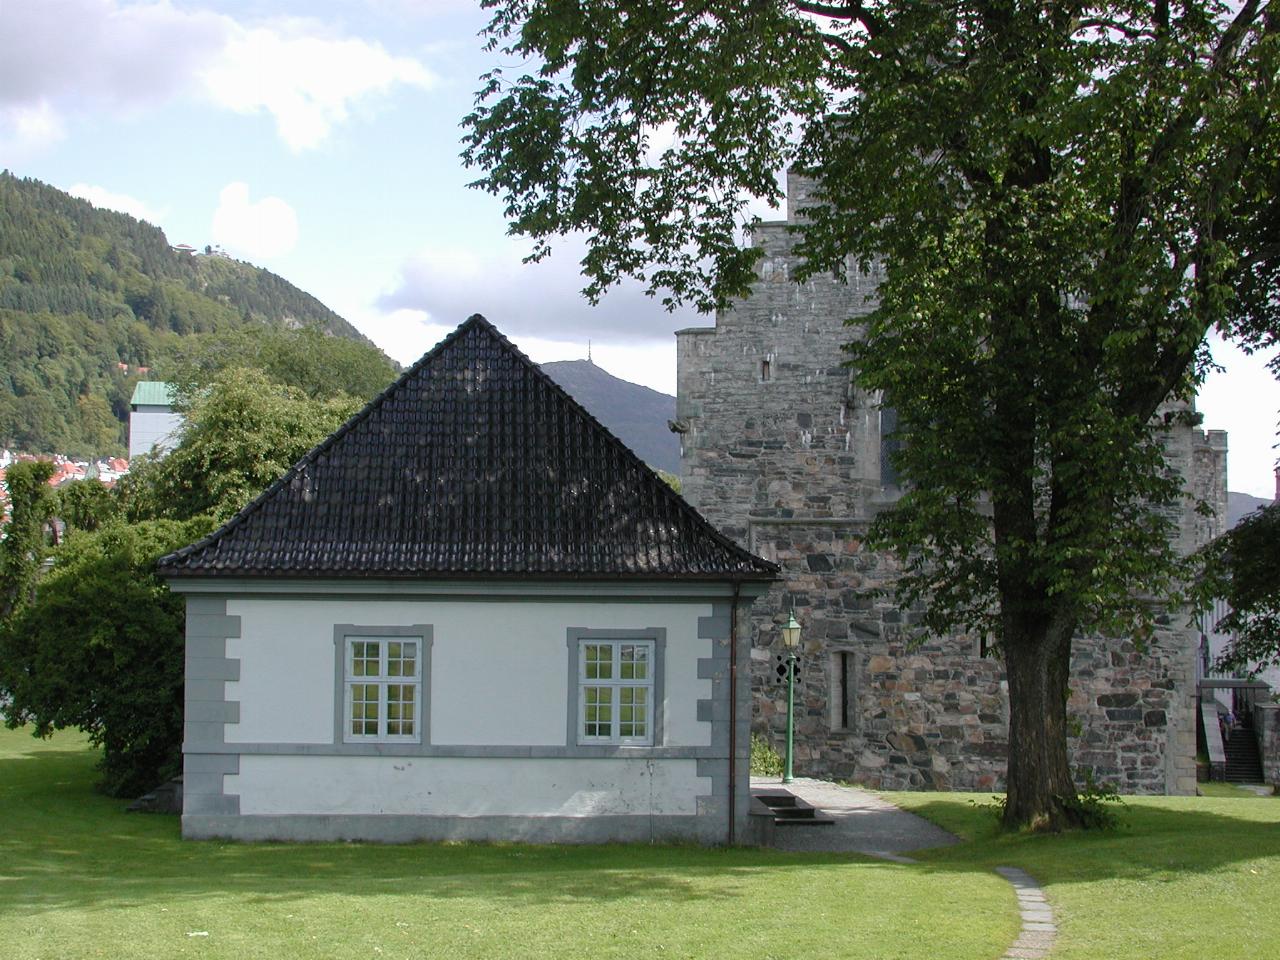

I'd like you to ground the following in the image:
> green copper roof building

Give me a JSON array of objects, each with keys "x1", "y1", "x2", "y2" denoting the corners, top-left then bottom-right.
[{"x1": 129, "y1": 381, "x2": 182, "y2": 460}]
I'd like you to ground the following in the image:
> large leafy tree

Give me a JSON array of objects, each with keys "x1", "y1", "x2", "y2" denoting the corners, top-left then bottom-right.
[
  {"x1": 119, "y1": 367, "x2": 362, "y2": 523},
  {"x1": 0, "y1": 519, "x2": 211, "y2": 796},
  {"x1": 1, "y1": 369, "x2": 359, "y2": 795},
  {"x1": 464, "y1": 0, "x2": 1280, "y2": 828},
  {"x1": 1198, "y1": 502, "x2": 1280, "y2": 676}
]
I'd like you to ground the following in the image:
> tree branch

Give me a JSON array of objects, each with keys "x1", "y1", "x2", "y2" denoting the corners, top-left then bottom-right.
[
  {"x1": 1097, "y1": 0, "x2": 1277, "y2": 421},
  {"x1": 1071, "y1": 17, "x2": 1157, "y2": 41},
  {"x1": 819, "y1": 30, "x2": 859, "y2": 57},
  {"x1": 1236, "y1": 240, "x2": 1280, "y2": 271},
  {"x1": 791, "y1": 0, "x2": 859, "y2": 18},
  {"x1": 1146, "y1": 0, "x2": 1267, "y2": 173},
  {"x1": 791, "y1": 0, "x2": 882, "y2": 38}
]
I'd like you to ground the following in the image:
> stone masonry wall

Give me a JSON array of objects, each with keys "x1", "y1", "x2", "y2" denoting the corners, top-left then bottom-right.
[
  {"x1": 746, "y1": 519, "x2": 1010, "y2": 791},
  {"x1": 676, "y1": 171, "x2": 1210, "y2": 795},
  {"x1": 1192, "y1": 429, "x2": 1229, "y2": 545}
]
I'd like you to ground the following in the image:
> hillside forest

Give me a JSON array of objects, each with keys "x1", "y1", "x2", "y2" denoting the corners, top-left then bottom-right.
[{"x1": 0, "y1": 172, "x2": 391, "y2": 457}]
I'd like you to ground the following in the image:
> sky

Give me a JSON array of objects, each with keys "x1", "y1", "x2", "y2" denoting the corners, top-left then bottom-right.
[{"x1": 1, "y1": 0, "x2": 1276, "y2": 498}]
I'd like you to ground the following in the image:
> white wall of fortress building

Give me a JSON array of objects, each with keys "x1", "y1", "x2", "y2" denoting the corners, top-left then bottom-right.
[{"x1": 128, "y1": 406, "x2": 183, "y2": 459}]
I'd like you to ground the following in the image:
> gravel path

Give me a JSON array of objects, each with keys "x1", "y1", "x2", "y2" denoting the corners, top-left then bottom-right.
[
  {"x1": 751, "y1": 776, "x2": 959, "y2": 855},
  {"x1": 753, "y1": 778, "x2": 1058, "y2": 957}
]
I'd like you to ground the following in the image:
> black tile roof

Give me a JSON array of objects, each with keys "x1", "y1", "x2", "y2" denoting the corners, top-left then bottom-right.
[{"x1": 157, "y1": 314, "x2": 778, "y2": 581}]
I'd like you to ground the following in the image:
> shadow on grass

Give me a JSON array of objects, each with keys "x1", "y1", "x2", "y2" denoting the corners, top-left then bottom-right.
[
  {"x1": 0, "y1": 746, "x2": 945, "y2": 918},
  {"x1": 6, "y1": 741, "x2": 1277, "y2": 920},
  {"x1": 897, "y1": 795, "x2": 1280, "y2": 887}
]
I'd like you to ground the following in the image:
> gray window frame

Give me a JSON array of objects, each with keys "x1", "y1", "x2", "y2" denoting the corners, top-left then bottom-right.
[
  {"x1": 566, "y1": 628, "x2": 666, "y2": 749},
  {"x1": 333, "y1": 624, "x2": 433, "y2": 746}
]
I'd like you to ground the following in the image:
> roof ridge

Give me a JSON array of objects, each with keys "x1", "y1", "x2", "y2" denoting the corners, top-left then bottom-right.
[
  {"x1": 158, "y1": 316, "x2": 487, "y2": 567},
  {"x1": 461, "y1": 317, "x2": 770, "y2": 572},
  {"x1": 157, "y1": 314, "x2": 778, "y2": 580}
]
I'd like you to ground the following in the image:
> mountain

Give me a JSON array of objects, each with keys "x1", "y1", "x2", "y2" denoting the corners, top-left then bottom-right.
[
  {"x1": 541, "y1": 359, "x2": 679, "y2": 473},
  {"x1": 0, "y1": 172, "x2": 385, "y2": 457},
  {"x1": 1228, "y1": 490, "x2": 1274, "y2": 528}
]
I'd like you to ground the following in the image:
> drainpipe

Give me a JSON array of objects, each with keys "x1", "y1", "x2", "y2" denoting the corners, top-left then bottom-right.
[{"x1": 728, "y1": 580, "x2": 742, "y2": 845}]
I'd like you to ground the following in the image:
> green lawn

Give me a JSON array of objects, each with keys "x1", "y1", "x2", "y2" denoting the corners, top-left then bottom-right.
[
  {"x1": 1197, "y1": 780, "x2": 1276, "y2": 799},
  {"x1": 0, "y1": 728, "x2": 1010, "y2": 960},
  {"x1": 890, "y1": 788, "x2": 1280, "y2": 959},
  {"x1": 6, "y1": 728, "x2": 1278, "y2": 960}
]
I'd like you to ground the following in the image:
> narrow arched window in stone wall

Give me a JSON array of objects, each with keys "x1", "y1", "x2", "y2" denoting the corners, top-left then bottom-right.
[{"x1": 880, "y1": 405, "x2": 901, "y2": 487}]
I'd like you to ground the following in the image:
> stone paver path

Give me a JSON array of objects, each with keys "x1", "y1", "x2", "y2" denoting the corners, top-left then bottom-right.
[
  {"x1": 995, "y1": 867, "x2": 1057, "y2": 959},
  {"x1": 754, "y1": 778, "x2": 1058, "y2": 957}
]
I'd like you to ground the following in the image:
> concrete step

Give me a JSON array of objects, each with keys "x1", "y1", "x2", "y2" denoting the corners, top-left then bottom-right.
[
  {"x1": 752, "y1": 789, "x2": 835, "y2": 827},
  {"x1": 127, "y1": 775, "x2": 183, "y2": 814},
  {"x1": 1224, "y1": 731, "x2": 1264, "y2": 783}
]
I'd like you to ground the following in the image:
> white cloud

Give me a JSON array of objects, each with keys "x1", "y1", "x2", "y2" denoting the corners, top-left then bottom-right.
[
  {"x1": 378, "y1": 238, "x2": 702, "y2": 345},
  {"x1": 0, "y1": 101, "x2": 66, "y2": 159},
  {"x1": 68, "y1": 183, "x2": 166, "y2": 225},
  {"x1": 1197, "y1": 333, "x2": 1280, "y2": 501},
  {"x1": 0, "y1": 0, "x2": 226, "y2": 110},
  {"x1": 200, "y1": 22, "x2": 437, "y2": 152},
  {"x1": 0, "y1": 1, "x2": 436, "y2": 154},
  {"x1": 365, "y1": 0, "x2": 480, "y2": 17},
  {"x1": 341, "y1": 297, "x2": 679, "y2": 396},
  {"x1": 341, "y1": 302, "x2": 451, "y2": 368},
  {"x1": 211, "y1": 182, "x2": 299, "y2": 261}
]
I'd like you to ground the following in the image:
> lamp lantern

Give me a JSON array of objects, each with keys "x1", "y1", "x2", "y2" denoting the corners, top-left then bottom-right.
[
  {"x1": 781, "y1": 609, "x2": 801, "y2": 784},
  {"x1": 781, "y1": 612, "x2": 802, "y2": 648}
]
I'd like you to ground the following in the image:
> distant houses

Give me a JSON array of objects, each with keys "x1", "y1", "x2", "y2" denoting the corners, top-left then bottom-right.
[
  {"x1": 171, "y1": 241, "x2": 231, "y2": 258},
  {"x1": 0, "y1": 377, "x2": 181, "y2": 527},
  {"x1": 0, "y1": 450, "x2": 131, "y2": 527}
]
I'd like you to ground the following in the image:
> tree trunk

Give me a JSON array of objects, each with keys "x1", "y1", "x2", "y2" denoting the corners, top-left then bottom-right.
[{"x1": 1002, "y1": 617, "x2": 1083, "y2": 830}]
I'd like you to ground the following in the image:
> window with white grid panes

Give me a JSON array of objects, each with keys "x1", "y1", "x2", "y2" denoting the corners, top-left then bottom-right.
[
  {"x1": 579, "y1": 639, "x2": 655, "y2": 744},
  {"x1": 344, "y1": 636, "x2": 422, "y2": 742}
]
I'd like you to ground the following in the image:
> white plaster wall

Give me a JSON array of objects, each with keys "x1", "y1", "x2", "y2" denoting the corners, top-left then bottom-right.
[
  {"x1": 226, "y1": 755, "x2": 708, "y2": 817},
  {"x1": 128, "y1": 408, "x2": 182, "y2": 459},
  {"x1": 223, "y1": 597, "x2": 714, "y2": 747},
  {"x1": 1205, "y1": 625, "x2": 1280, "y2": 715}
]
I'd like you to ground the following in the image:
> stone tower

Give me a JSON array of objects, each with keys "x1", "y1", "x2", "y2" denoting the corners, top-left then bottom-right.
[{"x1": 675, "y1": 172, "x2": 1225, "y2": 794}]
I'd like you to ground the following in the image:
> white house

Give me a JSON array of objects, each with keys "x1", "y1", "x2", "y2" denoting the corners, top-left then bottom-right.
[
  {"x1": 158, "y1": 315, "x2": 777, "y2": 844},
  {"x1": 129, "y1": 381, "x2": 182, "y2": 459}
]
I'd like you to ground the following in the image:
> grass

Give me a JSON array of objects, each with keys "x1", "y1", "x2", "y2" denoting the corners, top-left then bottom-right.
[
  {"x1": 0, "y1": 727, "x2": 1010, "y2": 960},
  {"x1": 6, "y1": 728, "x2": 1278, "y2": 960},
  {"x1": 1197, "y1": 781, "x2": 1276, "y2": 799},
  {"x1": 889, "y1": 788, "x2": 1280, "y2": 960}
]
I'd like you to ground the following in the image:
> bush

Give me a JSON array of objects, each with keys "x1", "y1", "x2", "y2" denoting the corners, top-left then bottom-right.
[
  {"x1": 0, "y1": 517, "x2": 211, "y2": 796},
  {"x1": 970, "y1": 768, "x2": 1126, "y2": 831},
  {"x1": 120, "y1": 367, "x2": 361, "y2": 523},
  {"x1": 750, "y1": 732, "x2": 784, "y2": 776}
]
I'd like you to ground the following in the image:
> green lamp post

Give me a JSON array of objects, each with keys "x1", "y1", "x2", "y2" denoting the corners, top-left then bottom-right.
[{"x1": 781, "y1": 611, "x2": 801, "y2": 784}]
